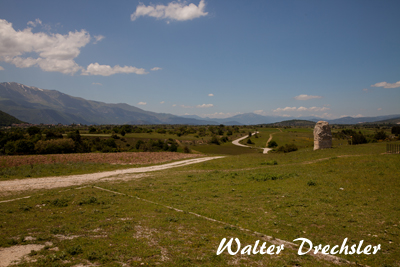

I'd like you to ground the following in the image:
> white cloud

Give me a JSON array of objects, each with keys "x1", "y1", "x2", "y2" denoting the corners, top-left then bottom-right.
[
  {"x1": 196, "y1": 103, "x2": 213, "y2": 108},
  {"x1": 201, "y1": 112, "x2": 242, "y2": 119},
  {"x1": 0, "y1": 19, "x2": 90, "y2": 74},
  {"x1": 160, "y1": 101, "x2": 165, "y2": 104},
  {"x1": 377, "y1": 108, "x2": 382, "y2": 111},
  {"x1": 294, "y1": 94, "x2": 322, "y2": 100},
  {"x1": 354, "y1": 114, "x2": 363, "y2": 118},
  {"x1": 138, "y1": 102, "x2": 147, "y2": 105},
  {"x1": 0, "y1": 18, "x2": 146, "y2": 76},
  {"x1": 208, "y1": 93, "x2": 214, "y2": 96},
  {"x1": 0, "y1": 66, "x2": 4, "y2": 70},
  {"x1": 92, "y1": 82, "x2": 102, "y2": 86},
  {"x1": 93, "y1": 35, "x2": 105, "y2": 44},
  {"x1": 82, "y1": 63, "x2": 147, "y2": 76},
  {"x1": 362, "y1": 88, "x2": 369, "y2": 92},
  {"x1": 151, "y1": 67, "x2": 162, "y2": 71},
  {"x1": 371, "y1": 81, "x2": 400, "y2": 88},
  {"x1": 180, "y1": 104, "x2": 193, "y2": 108},
  {"x1": 27, "y1": 18, "x2": 42, "y2": 27},
  {"x1": 172, "y1": 104, "x2": 177, "y2": 107},
  {"x1": 253, "y1": 110, "x2": 264, "y2": 115},
  {"x1": 273, "y1": 106, "x2": 329, "y2": 113},
  {"x1": 131, "y1": 0, "x2": 208, "y2": 22}
]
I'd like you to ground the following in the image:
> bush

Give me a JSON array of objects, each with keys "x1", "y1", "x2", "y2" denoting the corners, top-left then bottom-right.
[
  {"x1": 276, "y1": 143, "x2": 298, "y2": 153},
  {"x1": 27, "y1": 126, "x2": 41, "y2": 136},
  {"x1": 183, "y1": 146, "x2": 191, "y2": 153},
  {"x1": 14, "y1": 140, "x2": 35, "y2": 155},
  {"x1": 392, "y1": 126, "x2": 400, "y2": 136},
  {"x1": 267, "y1": 140, "x2": 278, "y2": 148},
  {"x1": 210, "y1": 136, "x2": 220, "y2": 145},
  {"x1": 374, "y1": 130, "x2": 387, "y2": 140},
  {"x1": 246, "y1": 138, "x2": 253, "y2": 144},
  {"x1": 35, "y1": 139, "x2": 75, "y2": 154}
]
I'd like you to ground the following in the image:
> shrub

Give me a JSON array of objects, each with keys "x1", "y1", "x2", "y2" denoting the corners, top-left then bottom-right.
[
  {"x1": 27, "y1": 126, "x2": 41, "y2": 136},
  {"x1": 183, "y1": 146, "x2": 191, "y2": 153},
  {"x1": 267, "y1": 140, "x2": 278, "y2": 148},
  {"x1": 210, "y1": 136, "x2": 220, "y2": 145},
  {"x1": 14, "y1": 140, "x2": 35, "y2": 155},
  {"x1": 246, "y1": 138, "x2": 253, "y2": 144},
  {"x1": 35, "y1": 139, "x2": 75, "y2": 154},
  {"x1": 374, "y1": 130, "x2": 387, "y2": 140},
  {"x1": 392, "y1": 126, "x2": 400, "y2": 136},
  {"x1": 277, "y1": 143, "x2": 298, "y2": 153}
]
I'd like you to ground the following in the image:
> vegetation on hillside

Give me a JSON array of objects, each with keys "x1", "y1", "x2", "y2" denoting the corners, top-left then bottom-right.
[{"x1": 0, "y1": 110, "x2": 25, "y2": 126}]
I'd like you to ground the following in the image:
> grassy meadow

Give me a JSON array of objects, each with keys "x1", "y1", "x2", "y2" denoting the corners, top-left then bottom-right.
[{"x1": 0, "y1": 126, "x2": 399, "y2": 266}]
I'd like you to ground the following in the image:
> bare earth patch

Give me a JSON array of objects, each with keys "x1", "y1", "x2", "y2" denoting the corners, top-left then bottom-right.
[
  {"x1": 0, "y1": 243, "x2": 50, "y2": 267},
  {"x1": 0, "y1": 152, "x2": 202, "y2": 168}
]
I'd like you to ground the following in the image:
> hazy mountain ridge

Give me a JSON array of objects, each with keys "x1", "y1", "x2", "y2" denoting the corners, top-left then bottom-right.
[
  {"x1": 0, "y1": 82, "x2": 217, "y2": 125},
  {"x1": 1, "y1": 82, "x2": 398, "y2": 125}
]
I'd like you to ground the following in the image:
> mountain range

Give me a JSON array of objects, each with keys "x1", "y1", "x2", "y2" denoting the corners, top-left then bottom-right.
[{"x1": 0, "y1": 82, "x2": 399, "y2": 125}]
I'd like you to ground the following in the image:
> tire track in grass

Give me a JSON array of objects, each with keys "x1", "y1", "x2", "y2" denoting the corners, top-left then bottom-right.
[{"x1": 93, "y1": 186, "x2": 365, "y2": 266}]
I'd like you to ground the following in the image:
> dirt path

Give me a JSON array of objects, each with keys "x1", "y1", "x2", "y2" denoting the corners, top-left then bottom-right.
[
  {"x1": 231, "y1": 132, "x2": 259, "y2": 148},
  {"x1": 0, "y1": 156, "x2": 224, "y2": 193},
  {"x1": 263, "y1": 128, "x2": 282, "y2": 154}
]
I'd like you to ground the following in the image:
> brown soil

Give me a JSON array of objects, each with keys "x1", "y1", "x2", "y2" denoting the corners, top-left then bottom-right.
[{"x1": 0, "y1": 152, "x2": 202, "y2": 168}]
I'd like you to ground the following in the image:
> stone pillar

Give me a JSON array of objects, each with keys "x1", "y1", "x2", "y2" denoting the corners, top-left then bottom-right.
[{"x1": 313, "y1": 121, "x2": 332, "y2": 150}]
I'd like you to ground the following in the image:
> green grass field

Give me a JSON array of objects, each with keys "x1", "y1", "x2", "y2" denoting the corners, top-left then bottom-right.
[{"x1": 1, "y1": 129, "x2": 399, "y2": 266}]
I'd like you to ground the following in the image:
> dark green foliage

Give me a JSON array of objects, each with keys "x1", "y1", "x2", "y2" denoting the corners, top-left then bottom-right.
[
  {"x1": 35, "y1": 139, "x2": 75, "y2": 154},
  {"x1": 183, "y1": 146, "x2": 191, "y2": 153},
  {"x1": 392, "y1": 126, "x2": 400, "y2": 136},
  {"x1": 14, "y1": 139, "x2": 35, "y2": 154},
  {"x1": 210, "y1": 136, "x2": 220, "y2": 145},
  {"x1": 27, "y1": 126, "x2": 41, "y2": 136},
  {"x1": 67, "y1": 245, "x2": 83, "y2": 255},
  {"x1": 374, "y1": 130, "x2": 387, "y2": 140},
  {"x1": 267, "y1": 140, "x2": 278, "y2": 148},
  {"x1": 276, "y1": 143, "x2": 298, "y2": 153},
  {"x1": 246, "y1": 138, "x2": 253, "y2": 144},
  {"x1": 307, "y1": 180, "x2": 317, "y2": 186},
  {"x1": 44, "y1": 130, "x2": 63, "y2": 140},
  {"x1": 0, "y1": 110, "x2": 25, "y2": 126},
  {"x1": 67, "y1": 130, "x2": 81, "y2": 143},
  {"x1": 261, "y1": 160, "x2": 278, "y2": 165}
]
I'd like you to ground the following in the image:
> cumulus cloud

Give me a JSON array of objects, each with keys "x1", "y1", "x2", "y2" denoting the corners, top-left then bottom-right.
[
  {"x1": 172, "y1": 104, "x2": 177, "y2": 107},
  {"x1": 371, "y1": 81, "x2": 400, "y2": 88},
  {"x1": 160, "y1": 101, "x2": 165, "y2": 104},
  {"x1": 93, "y1": 35, "x2": 105, "y2": 44},
  {"x1": 82, "y1": 63, "x2": 147, "y2": 76},
  {"x1": 0, "y1": 66, "x2": 4, "y2": 70},
  {"x1": 92, "y1": 82, "x2": 102, "y2": 86},
  {"x1": 196, "y1": 103, "x2": 213, "y2": 108},
  {"x1": 208, "y1": 93, "x2": 214, "y2": 96},
  {"x1": 0, "y1": 19, "x2": 89, "y2": 74},
  {"x1": 273, "y1": 106, "x2": 329, "y2": 113},
  {"x1": 131, "y1": 0, "x2": 208, "y2": 22},
  {"x1": 378, "y1": 108, "x2": 382, "y2": 111},
  {"x1": 0, "y1": 19, "x2": 146, "y2": 76},
  {"x1": 294, "y1": 94, "x2": 322, "y2": 100},
  {"x1": 138, "y1": 102, "x2": 147, "y2": 105},
  {"x1": 151, "y1": 67, "x2": 162, "y2": 71}
]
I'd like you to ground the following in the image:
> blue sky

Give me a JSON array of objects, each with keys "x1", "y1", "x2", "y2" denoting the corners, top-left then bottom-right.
[{"x1": 0, "y1": 0, "x2": 399, "y2": 119}]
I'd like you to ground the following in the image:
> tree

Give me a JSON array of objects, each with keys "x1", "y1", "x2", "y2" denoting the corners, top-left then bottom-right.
[
  {"x1": 267, "y1": 140, "x2": 278, "y2": 148},
  {"x1": 27, "y1": 126, "x2": 41, "y2": 136},
  {"x1": 374, "y1": 130, "x2": 387, "y2": 140}
]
